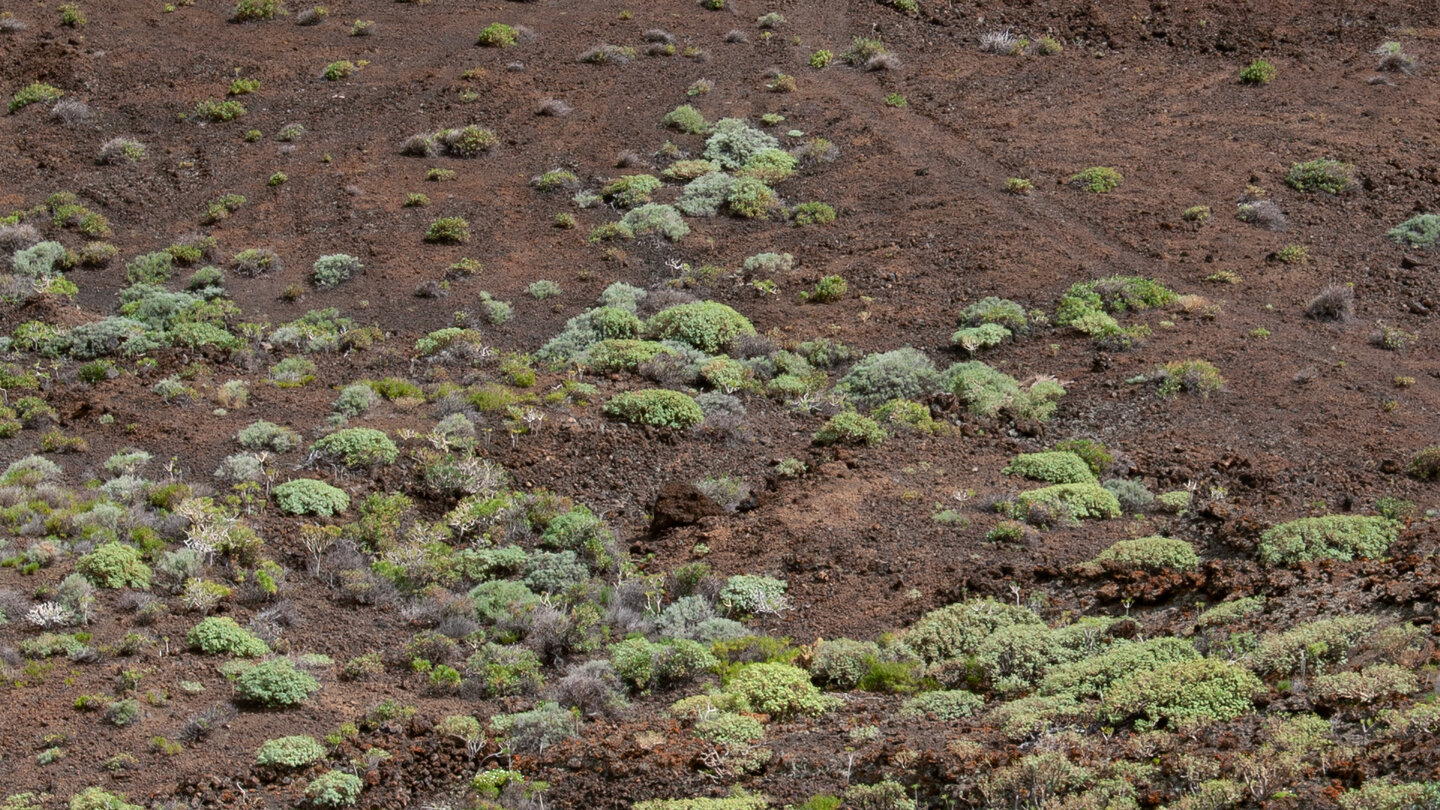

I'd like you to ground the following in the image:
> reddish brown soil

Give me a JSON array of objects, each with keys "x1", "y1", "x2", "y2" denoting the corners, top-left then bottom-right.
[{"x1": 3, "y1": 0, "x2": 1440, "y2": 807}]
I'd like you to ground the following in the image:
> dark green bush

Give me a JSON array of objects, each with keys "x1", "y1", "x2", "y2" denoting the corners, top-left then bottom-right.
[{"x1": 603, "y1": 390, "x2": 705, "y2": 429}]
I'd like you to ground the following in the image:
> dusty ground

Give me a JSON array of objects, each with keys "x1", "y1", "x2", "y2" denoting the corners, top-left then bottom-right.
[{"x1": 2, "y1": 0, "x2": 1440, "y2": 807}]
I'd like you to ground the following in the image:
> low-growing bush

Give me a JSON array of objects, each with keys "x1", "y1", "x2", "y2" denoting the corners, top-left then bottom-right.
[
  {"x1": 78, "y1": 542, "x2": 151, "y2": 589},
  {"x1": 1388, "y1": 214, "x2": 1440, "y2": 249},
  {"x1": 188, "y1": 617, "x2": 270, "y2": 657},
  {"x1": 310, "y1": 254, "x2": 361, "y2": 289},
  {"x1": 305, "y1": 771, "x2": 363, "y2": 808},
  {"x1": 899, "y1": 689, "x2": 985, "y2": 720},
  {"x1": 603, "y1": 390, "x2": 705, "y2": 428},
  {"x1": 1239, "y1": 58, "x2": 1276, "y2": 84},
  {"x1": 476, "y1": 22, "x2": 517, "y2": 47},
  {"x1": 663, "y1": 104, "x2": 708, "y2": 134},
  {"x1": 961, "y1": 297, "x2": 1029, "y2": 330},
  {"x1": 1014, "y1": 483, "x2": 1121, "y2": 521},
  {"x1": 1257, "y1": 515, "x2": 1400, "y2": 565},
  {"x1": 426, "y1": 217, "x2": 471, "y2": 244},
  {"x1": 837, "y1": 348, "x2": 938, "y2": 409},
  {"x1": 902, "y1": 598, "x2": 1044, "y2": 666},
  {"x1": 1104, "y1": 658, "x2": 1262, "y2": 726},
  {"x1": 273, "y1": 479, "x2": 350, "y2": 516},
  {"x1": 255, "y1": 735, "x2": 326, "y2": 769},
  {"x1": 1131, "y1": 360, "x2": 1225, "y2": 398},
  {"x1": 312, "y1": 428, "x2": 399, "y2": 469},
  {"x1": 646, "y1": 302, "x2": 756, "y2": 353},
  {"x1": 813, "y1": 411, "x2": 885, "y2": 446},
  {"x1": 1311, "y1": 664, "x2": 1418, "y2": 705},
  {"x1": 1286, "y1": 159, "x2": 1354, "y2": 194},
  {"x1": 620, "y1": 204, "x2": 689, "y2": 241},
  {"x1": 726, "y1": 663, "x2": 837, "y2": 721},
  {"x1": 236, "y1": 659, "x2": 320, "y2": 707},
  {"x1": 1249, "y1": 615, "x2": 1376, "y2": 675},
  {"x1": 1070, "y1": 167, "x2": 1123, "y2": 193},
  {"x1": 1087, "y1": 537, "x2": 1198, "y2": 572},
  {"x1": 1003, "y1": 451, "x2": 1095, "y2": 484}
]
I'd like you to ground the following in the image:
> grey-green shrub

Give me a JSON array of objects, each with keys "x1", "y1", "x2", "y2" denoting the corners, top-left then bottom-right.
[
  {"x1": 902, "y1": 598, "x2": 1043, "y2": 665},
  {"x1": 837, "y1": 348, "x2": 939, "y2": 409},
  {"x1": 188, "y1": 616, "x2": 270, "y2": 657},
  {"x1": 1257, "y1": 515, "x2": 1400, "y2": 564},
  {"x1": 311, "y1": 427, "x2": 398, "y2": 468},
  {"x1": 620, "y1": 204, "x2": 689, "y2": 241},
  {"x1": 334, "y1": 384, "x2": 378, "y2": 417},
  {"x1": 1249, "y1": 615, "x2": 1376, "y2": 675},
  {"x1": 1087, "y1": 537, "x2": 1198, "y2": 572},
  {"x1": 273, "y1": 479, "x2": 350, "y2": 516},
  {"x1": 1040, "y1": 637, "x2": 1200, "y2": 700},
  {"x1": 1003, "y1": 451, "x2": 1095, "y2": 484},
  {"x1": 305, "y1": 771, "x2": 363, "y2": 808},
  {"x1": 603, "y1": 389, "x2": 704, "y2": 429},
  {"x1": 255, "y1": 735, "x2": 326, "y2": 768},
  {"x1": 899, "y1": 689, "x2": 985, "y2": 720},
  {"x1": 310, "y1": 254, "x2": 362, "y2": 289},
  {"x1": 703, "y1": 118, "x2": 778, "y2": 170},
  {"x1": 236, "y1": 659, "x2": 320, "y2": 707},
  {"x1": 1014, "y1": 483, "x2": 1121, "y2": 521},
  {"x1": 677, "y1": 172, "x2": 735, "y2": 217},
  {"x1": 238, "y1": 420, "x2": 303, "y2": 452},
  {"x1": 726, "y1": 662, "x2": 836, "y2": 720},
  {"x1": 1104, "y1": 658, "x2": 1261, "y2": 725}
]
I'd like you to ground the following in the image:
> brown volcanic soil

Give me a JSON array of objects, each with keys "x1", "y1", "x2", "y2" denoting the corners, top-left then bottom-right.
[{"x1": 3, "y1": 0, "x2": 1440, "y2": 807}]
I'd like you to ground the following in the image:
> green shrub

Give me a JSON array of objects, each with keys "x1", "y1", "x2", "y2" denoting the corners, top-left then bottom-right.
[
  {"x1": 188, "y1": 617, "x2": 270, "y2": 657},
  {"x1": 1239, "y1": 59, "x2": 1276, "y2": 84},
  {"x1": 273, "y1": 479, "x2": 350, "y2": 516},
  {"x1": 944, "y1": 362, "x2": 1066, "y2": 422},
  {"x1": 611, "y1": 637, "x2": 717, "y2": 692},
  {"x1": 1087, "y1": 537, "x2": 1198, "y2": 572},
  {"x1": 604, "y1": 389, "x2": 704, "y2": 429},
  {"x1": 13, "y1": 241, "x2": 70, "y2": 278},
  {"x1": 255, "y1": 735, "x2": 326, "y2": 768},
  {"x1": 726, "y1": 663, "x2": 837, "y2": 720},
  {"x1": 580, "y1": 339, "x2": 675, "y2": 372},
  {"x1": 231, "y1": 0, "x2": 277, "y2": 21},
  {"x1": 951, "y1": 323, "x2": 1011, "y2": 353},
  {"x1": 1056, "y1": 276, "x2": 1176, "y2": 325},
  {"x1": 1311, "y1": 664, "x2": 1418, "y2": 705},
  {"x1": 841, "y1": 35, "x2": 888, "y2": 65},
  {"x1": 703, "y1": 118, "x2": 778, "y2": 170},
  {"x1": 813, "y1": 411, "x2": 885, "y2": 446},
  {"x1": 602, "y1": 174, "x2": 663, "y2": 208},
  {"x1": 719, "y1": 574, "x2": 787, "y2": 616},
  {"x1": 467, "y1": 643, "x2": 544, "y2": 697},
  {"x1": 268, "y1": 356, "x2": 317, "y2": 387},
  {"x1": 1249, "y1": 615, "x2": 1376, "y2": 675},
  {"x1": 809, "y1": 638, "x2": 881, "y2": 690},
  {"x1": 620, "y1": 204, "x2": 689, "y2": 241},
  {"x1": 312, "y1": 428, "x2": 398, "y2": 468},
  {"x1": 1337, "y1": 779, "x2": 1440, "y2": 810},
  {"x1": 489, "y1": 701, "x2": 578, "y2": 753},
  {"x1": 238, "y1": 420, "x2": 302, "y2": 452},
  {"x1": 1409, "y1": 445, "x2": 1440, "y2": 480},
  {"x1": 663, "y1": 159, "x2": 719, "y2": 181},
  {"x1": 837, "y1": 348, "x2": 938, "y2": 409},
  {"x1": 1286, "y1": 159, "x2": 1353, "y2": 194},
  {"x1": 310, "y1": 254, "x2": 361, "y2": 289},
  {"x1": 633, "y1": 791, "x2": 768, "y2": 810},
  {"x1": 1054, "y1": 439, "x2": 1112, "y2": 476},
  {"x1": 726, "y1": 177, "x2": 777, "y2": 219},
  {"x1": 476, "y1": 22, "x2": 517, "y2": 47},
  {"x1": 1070, "y1": 167, "x2": 1123, "y2": 193},
  {"x1": 663, "y1": 104, "x2": 708, "y2": 134},
  {"x1": 903, "y1": 598, "x2": 1043, "y2": 665},
  {"x1": 843, "y1": 782, "x2": 915, "y2": 810},
  {"x1": 1388, "y1": 214, "x2": 1440, "y2": 249},
  {"x1": 236, "y1": 659, "x2": 320, "y2": 707},
  {"x1": 194, "y1": 99, "x2": 247, "y2": 121},
  {"x1": 1257, "y1": 515, "x2": 1400, "y2": 565},
  {"x1": 1003, "y1": 451, "x2": 1095, "y2": 484},
  {"x1": 739, "y1": 149, "x2": 797, "y2": 185},
  {"x1": 791, "y1": 201, "x2": 837, "y2": 225},
  {"x1": 8, "y1": 83, "x2": 64, "y2": 114},
  {"x1": 1104, "y1": 658, "x2": 1261, "y2": 726},
  {"x1": 1194, "y1": 596, "x2": 1265, "y2": 629},
  {"x1": 1131, "y1": 359, "x2": 1225, "y2": 398},
  {"x1": 646, "y1": 302, "x2": 756, "y2": 353},
  {"x1": 1014, "y1": 483, "x2": 1121, "y2": 521},
  {"x1": 801, "y1": 274, "x2": 847, "y2": 303},
  {"x1": 873, "y1": 398, "x2": 941, "y2": 434},
  {"x1": 1039, "y1": 637, "x2": 1200, "y2": 700},
  {"x1": 426, "y1": 216, "x2": 471, "y2": 243},
  {"x1": 305, "y1": 771, "x2": 363, "y2": 808},
  {"x1": 78, "y1": 542, "x2": 151, "y2": 589},
  {"x1": 899, "y1": 689, "x2": 985, "y2": 720},
  {"x1": 68, "y1": 789, "x2": 142, "y2": 810}
]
